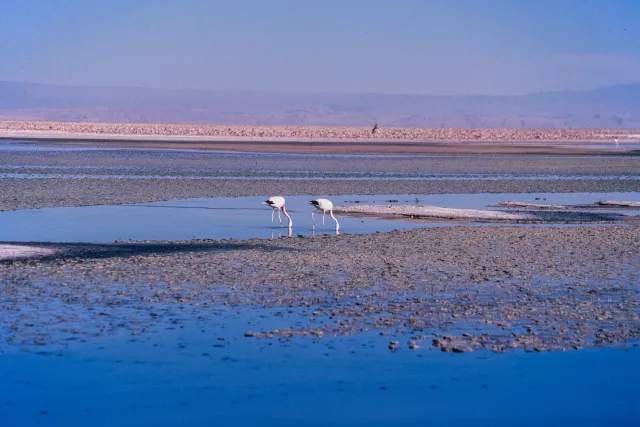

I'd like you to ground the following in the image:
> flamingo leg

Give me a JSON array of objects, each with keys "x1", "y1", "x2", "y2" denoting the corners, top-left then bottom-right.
[
  {"x1": 311, "y1": 211, "x2": 316, "y2": 227},
  {"x1": 278, "y1": 208, "x2": 282, "y2": 225},
  {"x1": 271, "y1": 208, "x2": 275, "y2": 223},
  {"x1": 322, "y1": 211, "x2": 326, "y2": 227}
]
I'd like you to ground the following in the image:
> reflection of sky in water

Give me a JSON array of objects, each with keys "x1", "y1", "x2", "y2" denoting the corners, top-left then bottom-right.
[
  {"x1": 0, "y1": 192, "x2": 638, "y2": 243},
  {"x1": 2, "y1": 138, "x2": 640, "y2": 156},
  {"x1": 2, "y1": 140, "x2": 639, "y2": 181},
  {"x1": 1, "y1": 172, "x2": 639, "y2": 180},
  {"x1": 1, "y1": 163, "x2": 640, "y2": 179},
  {"x1": 1, "y1": 307, "x2": 638, "y2": 426}
]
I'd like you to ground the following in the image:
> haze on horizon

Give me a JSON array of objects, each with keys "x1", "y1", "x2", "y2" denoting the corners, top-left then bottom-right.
[{"x1": 1, "y1": 0, "x2": 639, "y2": 96}]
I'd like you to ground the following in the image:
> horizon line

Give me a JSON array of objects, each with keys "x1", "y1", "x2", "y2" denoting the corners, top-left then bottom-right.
[{"x1": 2, "y1": 79, "x2": 639, "y2": 99}]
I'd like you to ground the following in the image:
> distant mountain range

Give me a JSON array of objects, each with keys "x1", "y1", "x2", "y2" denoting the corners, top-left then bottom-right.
[{"x1": 1, "y1": 81, "x2": 638, "y2": 128}]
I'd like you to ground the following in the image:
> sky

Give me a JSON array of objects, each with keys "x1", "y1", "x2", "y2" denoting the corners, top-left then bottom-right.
[{"x1": 1, "y1": 0, "x2": 639, "y2": 95}]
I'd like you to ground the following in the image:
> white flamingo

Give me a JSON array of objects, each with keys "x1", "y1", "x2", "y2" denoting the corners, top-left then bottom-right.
[
  {"x1": 263, "y1": 196, "x2": 293, "y2": 228},
  {"x1": 308, "y1": 198, "x2": 339, "y2": 230}
]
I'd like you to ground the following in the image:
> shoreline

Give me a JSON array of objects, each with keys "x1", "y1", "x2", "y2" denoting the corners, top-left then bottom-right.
[
  {"x1": 2, "y1": 120, "x2": 640, "y2": 154},
  {"x1": 2, "y1": 133, "x2": 636, "y2": 155}
]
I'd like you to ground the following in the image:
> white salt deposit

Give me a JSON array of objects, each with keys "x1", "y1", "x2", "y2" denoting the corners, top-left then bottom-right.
[
  {"x1": 0, "y1": 244, "x2": 57, "y2": 261},
  {"x1": 497, "y1": 200, "x2": 640, "y2": 210},
  {"x1": 334, "y1": 204, "x2": 627, "y2": 222},
  {"x1": 596, "y1": 200, "x2": 640, "y2": 208},
  {"x1": 334, "y1": 204, "x2": 543, "y2": 220},
  {"x1": 497, "y1": 201, "x2": 568, "y2": 210}
]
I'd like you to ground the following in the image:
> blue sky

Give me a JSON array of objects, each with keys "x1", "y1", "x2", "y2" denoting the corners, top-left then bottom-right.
[{"x1": 1, "y1": 0, "x2": 638, "y2": 95}]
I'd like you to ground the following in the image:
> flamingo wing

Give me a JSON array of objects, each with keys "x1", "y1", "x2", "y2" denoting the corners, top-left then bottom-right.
[{"x1": 265, "y1": 196, "x2": 286, "y2": 208}]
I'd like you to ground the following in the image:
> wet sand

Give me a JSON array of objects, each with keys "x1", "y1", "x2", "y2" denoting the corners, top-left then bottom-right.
[
  {"x1": 1, "y1": 141, "x2": 639, "y2": 211},
  {"x1": 5, "y1": 178, "x2": 640, "y2": 213},
  {"x1": 1, "y1": 139, "x2": 639, "y2": 352},
  {"x1": 2, "y1": 226, "x2": 639, "y2": 353}
]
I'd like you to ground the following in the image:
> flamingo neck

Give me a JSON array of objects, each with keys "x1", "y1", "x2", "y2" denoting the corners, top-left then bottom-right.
[
  {"x1": 282, "y1": 205, "x2": 293, "y2": 227},
  {"x1": 329, "y1": 210, "x2": 340, "y2": 230}
]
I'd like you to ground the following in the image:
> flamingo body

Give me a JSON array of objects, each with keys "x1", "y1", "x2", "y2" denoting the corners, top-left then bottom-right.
[
  {"x1": 263, "y1": 196, "x2": 292, "y2": 227},
  {"x1": 309, "y1": 198, "x2": 339, "y2": 230}
]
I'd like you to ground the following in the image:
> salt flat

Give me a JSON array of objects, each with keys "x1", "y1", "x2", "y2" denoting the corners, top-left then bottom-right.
[{"x1": 1, "y1": 137, "x2": 639, "y2": 426}]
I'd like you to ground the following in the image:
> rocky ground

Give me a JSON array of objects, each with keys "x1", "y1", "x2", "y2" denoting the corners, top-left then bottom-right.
[{"x1": 1, "y1": 226, "x2": 639, "y2": 353}]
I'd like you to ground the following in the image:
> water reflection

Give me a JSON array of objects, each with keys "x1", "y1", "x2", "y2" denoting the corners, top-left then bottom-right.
[
  {"x1": 269, "y1": 227, "x2": 340, "y2": 239},
  {"x1": 270, "y1": 228, "x2": 293, "y2": 239},
  {"x1": 0, "y1": 192, "x2": 637, "y2": 243},
  {"x1": 311, "y1": 227, "x2": 340, "y2": 237},
  {"x1": 2, "y1": 171, "x2": 639, "y2": 181}
]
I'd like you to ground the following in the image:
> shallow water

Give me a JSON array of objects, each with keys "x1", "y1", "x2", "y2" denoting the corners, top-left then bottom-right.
[
  {"x1": 0, "y1": 195, "x2": 439, "y2": 242},
  {"x1": 1, "y1": 308, "x2": 638, "y2": 427},
  {"x1": 583, "y1": 143, "x2": 640, "y2": 149},
  {"x1": 2, "y1": 139, "x2": 639, "y2": 425},
  {"x1": 0, "y1": 140, "x2": 128, "y2": 153},
  {"x1": 2, "y1": 139, "x2": 640, "y2": 157},
  {"x1": 2, "y1": 171, "x2": 639, "y2": 181},
  {"x1": 1, "y1": 192, "x2": 638, "y2": 243}
]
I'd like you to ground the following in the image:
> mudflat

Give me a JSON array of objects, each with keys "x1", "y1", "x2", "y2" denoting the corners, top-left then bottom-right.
[
  {"x1": 1, "y1": 139, "x2": 639, "y2": 211},
  {"x1": 1, "y1": 136, "x2": 639, "y2": 353},
  {"x1": 2, "y1": 226, "x2": 639, "y2": 353}
]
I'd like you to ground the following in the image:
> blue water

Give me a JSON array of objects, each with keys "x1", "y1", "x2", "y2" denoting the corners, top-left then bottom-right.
[
  {"x1": 1, "y1": 309, "x2": 638, "y2": 427},
  {"x1": 2, "y1": 140, "x2": 639, "y2": 426},
  {"x1": 2, "y1": 172, "x2": 639, "y2": 181},
  {"x1": 1, "y1": 192, "x2": 638, "y2": 243},
  {"x1": 2, "y1": 138, "x2": 640, "y2": 156}
]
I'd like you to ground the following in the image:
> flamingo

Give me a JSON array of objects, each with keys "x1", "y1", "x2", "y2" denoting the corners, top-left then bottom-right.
[
  {"x1": 308, "y1": 198, "x2": 339, "y2": 230},
  {"x1": 263, "y1": 196, "x2": 293, "y2": 228}
]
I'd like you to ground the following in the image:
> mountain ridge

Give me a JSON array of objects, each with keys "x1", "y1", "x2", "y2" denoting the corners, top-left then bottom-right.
[{"x1": 1, "y1": 81, "x2": 638, "y2": 128}]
